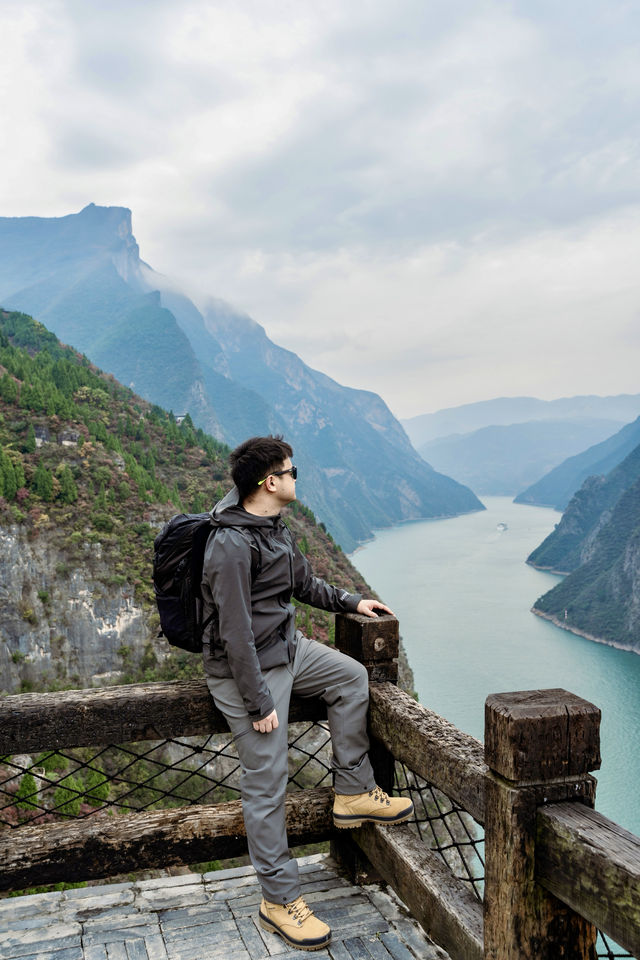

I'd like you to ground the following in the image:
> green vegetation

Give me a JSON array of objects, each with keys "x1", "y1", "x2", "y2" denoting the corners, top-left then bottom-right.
[
  {"x1": 0, "y1": 309, "x2": 228, "y2": 614},
  {"x1": 15, "y1": 772, "x2": 38, "y2": 811},
  {"x1": 7, "y1": 880, "x2": 87, "y2": 898},
  {"x1": 54, "y1": 774, "x2": 84, "y2": 818}
]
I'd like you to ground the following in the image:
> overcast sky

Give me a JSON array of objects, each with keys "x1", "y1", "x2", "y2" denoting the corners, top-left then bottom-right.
[{"x1": 1, "y1": 0, "x2": 639, "y2": 418}]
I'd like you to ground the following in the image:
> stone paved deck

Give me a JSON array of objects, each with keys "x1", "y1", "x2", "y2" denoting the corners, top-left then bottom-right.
[{"x1": 0, "y1": 854, "x2": 449, "y2": 960}]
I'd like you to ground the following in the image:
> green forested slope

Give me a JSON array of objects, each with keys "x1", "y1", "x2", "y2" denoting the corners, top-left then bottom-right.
[
  {"x1": 528, "y1": 439, "x2": 640, "y2": 651},
  {"x1": 532, "y1": 473, "x2": 640, "y2": 651}
]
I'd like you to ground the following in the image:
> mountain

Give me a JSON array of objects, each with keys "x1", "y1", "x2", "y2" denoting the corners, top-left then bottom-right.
[
  {"x1": 527, "y1": 442, "x2": 640, "y2": 575},
  {"x1": 415, "y1": 418, "x2": 623, "y2": 496},
  {"x1": 530, "y1": 445, "x2": 640, "y2": 652},
  {"x1": 0, "y1": 205, "x2": 483, "y2": 550},
  {"x1": 402, "y1": 395, "x2": 640, "y2": 448},
  {"x1": 0, "y1": 309, "x2": 378, "y2": 694},
  {"x1": 515, "y1": 416, "x2": 640, "y2": 509}
]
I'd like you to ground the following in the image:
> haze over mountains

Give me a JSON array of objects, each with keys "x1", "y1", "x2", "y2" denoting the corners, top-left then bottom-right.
[
  {"x1": 403, "y1": 395, "x2": 640, "y2": 499},
  {"x1": 516, "y1": 416, "x2": 640, "y2": 510},
  {"x1": 0, "y1": 204, "x2": 482, "y2": 550}
]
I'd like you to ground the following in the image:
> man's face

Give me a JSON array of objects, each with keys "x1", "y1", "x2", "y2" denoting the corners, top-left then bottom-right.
[{"x1": 273, "y1": 457, "x2": 297, "y2": 506}]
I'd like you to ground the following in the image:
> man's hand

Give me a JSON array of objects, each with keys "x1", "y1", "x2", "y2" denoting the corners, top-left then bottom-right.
[
  {"x1": 253, "y1": 709, "x2": 279, "y2": 734},
  {"x1": 356, "y1": 598, "x2": 395, "y2": 618}
]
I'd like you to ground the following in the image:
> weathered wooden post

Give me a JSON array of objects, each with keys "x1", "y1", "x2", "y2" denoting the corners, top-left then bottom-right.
[
  {"x1": 334, "y1": 611, "x2": 399, "y2": 791},
  {"x1": 484, "y1": 689, "x2": 601, "y2": 960},
  {"x1": 331, "y1": 612, "x2": 399, "y2": 881}
]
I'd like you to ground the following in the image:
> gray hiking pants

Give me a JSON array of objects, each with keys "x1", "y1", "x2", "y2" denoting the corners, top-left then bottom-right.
[{"x1": 206, "y1": 634, "x2": 376, "y2": 905}]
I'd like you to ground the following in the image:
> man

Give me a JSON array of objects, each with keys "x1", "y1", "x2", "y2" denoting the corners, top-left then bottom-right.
[{"x1": 201, "y1": 435, "x2": 413, "y2": 951}]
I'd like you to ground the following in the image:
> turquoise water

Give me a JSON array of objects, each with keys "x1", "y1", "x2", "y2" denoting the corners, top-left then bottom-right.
[{"x1": 351, "y1": 496, "x2": 640, "y2": 836}]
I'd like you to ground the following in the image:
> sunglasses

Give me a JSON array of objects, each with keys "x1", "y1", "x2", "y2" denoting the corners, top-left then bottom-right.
[{"x1": 257, "y1": 465, "x2": 298, "y2": 486}]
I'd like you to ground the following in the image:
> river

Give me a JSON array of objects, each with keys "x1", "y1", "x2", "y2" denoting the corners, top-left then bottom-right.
[{"x1": 351, "y1": 496, "x2": 640, "y2": 836}]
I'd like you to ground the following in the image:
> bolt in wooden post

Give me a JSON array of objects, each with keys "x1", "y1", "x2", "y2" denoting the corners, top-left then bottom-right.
[
  {"x1": 334, "y1": 612, "x2": 399, "y2": 685},
  {"x1": 331, "y1": 613, "x2": 399, "y2": 883},
  {"x1": 484, "y1": 689, "x2": 601, "y2": 960}
]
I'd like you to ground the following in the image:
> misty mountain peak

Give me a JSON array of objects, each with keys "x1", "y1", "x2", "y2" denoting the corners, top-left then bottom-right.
[{"x1": 0, "y1": 206, "x2": 484, "y2": 548}]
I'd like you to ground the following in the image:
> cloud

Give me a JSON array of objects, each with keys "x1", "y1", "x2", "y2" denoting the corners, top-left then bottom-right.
[
  {"x1": 215, "y1": 207, "x2": 640, "y2": 416},
  {"x1": 0, "y1": 0, "x2": 639, "y2": 418}
]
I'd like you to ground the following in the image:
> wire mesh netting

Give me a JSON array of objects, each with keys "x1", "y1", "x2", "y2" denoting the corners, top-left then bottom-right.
[
  {"x1": 0, "y1": 721, "x2": 333, "y2": 827},
  {"x1": 394, "y1": 760, "x2": 485, "y2": 901}
]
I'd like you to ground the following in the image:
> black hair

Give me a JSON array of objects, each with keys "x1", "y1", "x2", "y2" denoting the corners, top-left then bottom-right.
[{"x1": 230, "y1": 435, "x2": 293, "y2": 500}]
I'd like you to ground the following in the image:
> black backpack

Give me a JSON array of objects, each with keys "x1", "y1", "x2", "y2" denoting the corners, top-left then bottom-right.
[{"x1": 152, "y1": 513, "x2": 260, "y2": 654}]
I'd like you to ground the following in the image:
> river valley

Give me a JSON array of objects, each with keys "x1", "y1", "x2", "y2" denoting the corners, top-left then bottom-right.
[{"x1": 352, "y1": 496, "x2": 640, "y2": 835}]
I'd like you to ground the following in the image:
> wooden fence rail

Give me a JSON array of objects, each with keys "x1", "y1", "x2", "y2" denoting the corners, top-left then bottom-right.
[
  {"x1": 537, "y1": 803, "x2": 640, "y2": 957},
  {"x1": 1, "y1": 613, "x2": 639, "y2": 960},
  {"x1": 0, "y1": 679, "x2": 326, "y2": 755}
]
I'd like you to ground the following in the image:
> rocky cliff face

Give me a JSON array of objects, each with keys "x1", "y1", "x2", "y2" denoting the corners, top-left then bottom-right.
[{"x1": 0, "y1": 524, "x2": 158, "y2": 694}]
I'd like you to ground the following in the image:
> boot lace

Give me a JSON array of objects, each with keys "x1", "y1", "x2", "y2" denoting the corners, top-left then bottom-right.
[
  {"x1": 286, "y1": 896, "x2": 312, "y2": 923},
  {"x1": 369, "y1": 786, "x2": 391, "y2": 806}
]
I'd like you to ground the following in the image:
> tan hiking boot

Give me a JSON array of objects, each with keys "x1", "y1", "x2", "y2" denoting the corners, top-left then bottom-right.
[
  {"x1": 333, "y1": 784, "x2": 414, "y2": 829},
  {"x1": 258, "y1": 895, "x2": 331, "y2": 951}
]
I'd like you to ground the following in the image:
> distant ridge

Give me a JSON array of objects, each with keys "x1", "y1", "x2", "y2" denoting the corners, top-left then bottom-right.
[
  {"x1": 402, "y1": 395, "x2": 640, "y2": 498},
  {"x1": 402, "y1": 395, "x2": 640, "y2": 447},
  {"x1": 515, "y1": 416, "x2": 640, "y2": 509},
  {"x1": 415, "y1": 418, "x2": 623, "y2": 496}
]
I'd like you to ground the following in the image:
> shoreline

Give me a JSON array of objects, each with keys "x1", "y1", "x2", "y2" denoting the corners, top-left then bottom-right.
[{"x1": 531, "y1": 608, "x2": 640, "y2": 657}]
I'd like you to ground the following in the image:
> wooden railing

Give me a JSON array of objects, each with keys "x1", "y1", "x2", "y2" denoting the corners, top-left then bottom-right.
[{"x1": 1, "y1": 613, "x2": 639, "y2": 960}]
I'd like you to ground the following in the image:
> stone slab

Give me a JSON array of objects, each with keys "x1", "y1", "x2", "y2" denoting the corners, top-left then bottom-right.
[
  {"x1": 10, "y1": 950, "x2": 83, "y2": 960},
  {"x1": 0, "y1": 922, "x2": 82, "y2": 959}
]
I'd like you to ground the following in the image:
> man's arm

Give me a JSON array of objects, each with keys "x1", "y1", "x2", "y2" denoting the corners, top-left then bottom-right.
[{"x1": 291, "y1": 533, "x2": 394, "y2": 617}]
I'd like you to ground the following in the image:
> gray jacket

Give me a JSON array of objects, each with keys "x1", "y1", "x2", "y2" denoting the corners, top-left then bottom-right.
[{"x1": 201, "y1": 487, "x2": 362, "y2": 719}]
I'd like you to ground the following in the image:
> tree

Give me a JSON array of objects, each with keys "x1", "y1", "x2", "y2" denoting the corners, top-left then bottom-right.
[
  {"x1": 23, "y1": 424, "x2": 36, "y2": 454},
  {"x1": 33, "y1": 462, "x2": 54, "y2": 501},
  {"x1": 54, "y1": 774, "x2": 83, "y2": 818},
  {"x1": 0, "y1": 372, "x2": 18, "y2": 403},
  {"x1": 0, "y1": 449, "x2": 17, "y2": 501},
  {"x1": 35, "y1": 752, "x2": 68, "y2": 773},
  {"x1": 15, "y1": 772, "x2": 39, "y2": 811},
  {"x1": 8, "y1": 452, "x2": 26, "y2": 489},
  {"x1": 84, "y1": 764, "x2": 110, "y2": 806},
  {"x1": 57, "y1": 465, "x2": 78, "y2": 504},
  {"x1": 95, "y1": 481, "x2": 107, "y2": 510}
]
